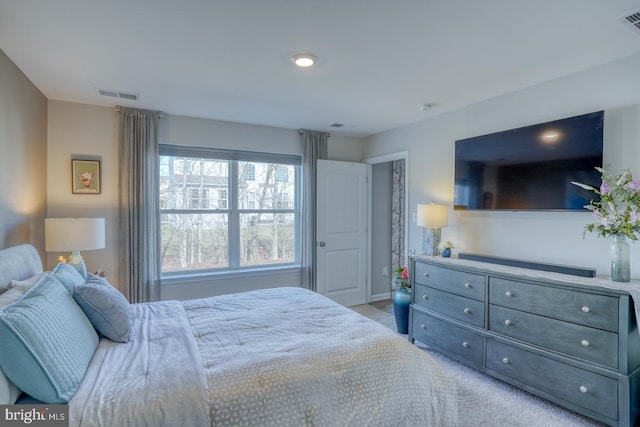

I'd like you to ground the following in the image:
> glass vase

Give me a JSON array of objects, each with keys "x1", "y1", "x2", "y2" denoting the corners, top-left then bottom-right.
[{"x1": 610, "y1": 234, "x2": 630, "y2": 282}]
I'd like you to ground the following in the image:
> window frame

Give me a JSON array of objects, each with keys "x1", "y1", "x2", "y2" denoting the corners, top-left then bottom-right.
[{"x1": 159, "y1": 144, "x2": 302, "y2": 278}]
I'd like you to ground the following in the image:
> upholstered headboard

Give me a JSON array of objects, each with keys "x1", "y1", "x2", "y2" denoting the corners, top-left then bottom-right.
[{"x1": 0, "y1": 244, "x2": 43, "y2": 290}]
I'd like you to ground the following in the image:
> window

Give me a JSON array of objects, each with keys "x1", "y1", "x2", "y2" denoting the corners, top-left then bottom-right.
[
  {"x1": 189, "y1": 188, "x2": 210, "y2": 209},
  {"x1": 243, "y1": 163, "x2": 256, "y2": 181},
  {"x1": 275, "y1": 165, "x2": 289, "y2": 182},
  {"x1": 159, "y1": 145, "x2": 301, "y2": 275},
  {"x1": 216, "y1": 187, "x2": 228, "y2": 209}
]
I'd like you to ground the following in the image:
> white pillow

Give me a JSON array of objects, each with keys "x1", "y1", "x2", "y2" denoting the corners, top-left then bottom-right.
[
  {"x1": 0, "y1": 369, "x2": 20, "y2": 404},
  {"x1": 8, "y1": 272, "x2": 45, "y2": 290}
]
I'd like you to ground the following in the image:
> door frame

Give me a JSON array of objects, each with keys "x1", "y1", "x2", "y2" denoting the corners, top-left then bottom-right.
[{"x1": 363, "y1": 151, "x2": 410, "y2": 302}]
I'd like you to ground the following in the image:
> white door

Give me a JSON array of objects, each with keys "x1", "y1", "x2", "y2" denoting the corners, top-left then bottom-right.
[{"x1": 316, "y1": 159, "x2": 368, "y2": 306}]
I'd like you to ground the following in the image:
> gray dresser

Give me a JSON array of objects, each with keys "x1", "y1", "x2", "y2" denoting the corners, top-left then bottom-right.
[{"x1": 408, "y1": 255, "x2": 640, "y2": 426}]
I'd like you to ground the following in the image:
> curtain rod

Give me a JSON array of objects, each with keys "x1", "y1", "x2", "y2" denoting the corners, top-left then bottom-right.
[
  {"x1": 299, "y1": 129, "x2": 330, "y2": 137},
  {"x1": 114, "y1": 106, "x2": 165, "y2": 118}
]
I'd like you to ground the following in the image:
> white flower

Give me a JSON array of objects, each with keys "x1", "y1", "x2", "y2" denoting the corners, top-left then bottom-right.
[{"x1": 439, "y1": 240, "x2": 454, "y2": 250}]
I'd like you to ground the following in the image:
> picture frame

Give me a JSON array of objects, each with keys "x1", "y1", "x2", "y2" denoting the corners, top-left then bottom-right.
[{"x1": 72, "y1": 159, "x2": 101, "y2": 194}]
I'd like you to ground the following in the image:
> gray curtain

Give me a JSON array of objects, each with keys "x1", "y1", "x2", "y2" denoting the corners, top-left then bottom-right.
[
  {"x1": 118, "y1": 107, "x2": 162, "y2": 303},
  {"x1": 391, "y1": 159, "x2": 405, "y2": 271},
  {"x1": 301, "y1": 130, "x2": 328, "y2": 291}
]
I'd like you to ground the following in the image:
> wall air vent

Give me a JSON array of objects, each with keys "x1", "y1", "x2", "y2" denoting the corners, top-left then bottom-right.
[
  {"x1": 97, "y1": 88, "x2": 139, "y2": 100},
  {"x1": 329, "y1": 123, "x2": 345, "y2": 128},
  {"x1": 620, "y1": 10, "x2": 640, "y2": 35}
]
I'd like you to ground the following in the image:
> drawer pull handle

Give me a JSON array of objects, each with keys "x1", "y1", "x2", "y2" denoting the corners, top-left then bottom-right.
[
  {"x1": 581, "y1": 306, "x2": 590, "y2": 313},
  {"x1": 579, "y1": 386, "x2": 588, "y2": 393},
  {"x1": 463, "y1": 308, "x2": 471, "y2": 314},
  {"x1": 420, "y1": 324, "x2": 427, "y2": 330},
  {"x1": 505, "y1": 291, "x2": 513, "y2": 297},
  {"x1": 462, "y1": 341, "x2": 470, "y2": 348},
  {"x1": 502, "y1": 357, "x2": 510, "y2": 364},
  {"x1": 423, "y1": 273, "x2": 429, "y2": 277},
  {"x1": 422, "y1": 295, "x2": 429, "y2": 300},
  {"x1": 504, "y1": 319, "x2": 513, "y2": 326},
  {"x1": 464, "y1": 283, "x2": 472, "y2": 289},
  {"x1": 581, "y1": 339, "x2": 590, "y2": 347}
]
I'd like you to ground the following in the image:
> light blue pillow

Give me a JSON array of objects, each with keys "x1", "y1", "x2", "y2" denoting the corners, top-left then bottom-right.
[
  {"x1": 74, "y1": 274, "x2": 132, "y2": 343},
  {"x1": 0, "y1": 274, "x2": 99, "y2": 403},
  {"x1": 51, "y1": 262, "x2": 86, "y2": 293}
]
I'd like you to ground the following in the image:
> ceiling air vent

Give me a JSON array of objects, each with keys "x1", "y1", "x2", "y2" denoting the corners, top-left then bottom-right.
[
  {"x1": 97, "y1": 88, "x2": 139, "y2": 100},
  {"x1": 98, "y1": 89, "x2": 118, "y2": 97},
  {"x1": 620, "y1": 10, "x2": 640, "y2": 35},
  {"x1": 329, "y1": 123, "x2": 345, "y2": 128}
]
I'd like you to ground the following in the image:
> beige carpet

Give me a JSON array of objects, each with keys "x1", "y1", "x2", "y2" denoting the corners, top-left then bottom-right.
[{"x1": 351, "y1": 301, "x2": 606, "y2": 427}]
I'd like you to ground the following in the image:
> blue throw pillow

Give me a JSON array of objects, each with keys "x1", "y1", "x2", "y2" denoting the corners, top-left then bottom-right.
[
  {"x1": 51, "y1": 262, "x2": 86, "y2": 293},
  {"x1": 73, "y1": 274, "x2": 132, "y2": 343},
  {"x1": 0, "y1": 274, "x2": 99, "y2": 403}
]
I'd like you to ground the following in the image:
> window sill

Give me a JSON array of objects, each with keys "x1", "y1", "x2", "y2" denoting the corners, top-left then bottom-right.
[{"x1": 161, "y1": 264, "x2": 301, "y2": 286}]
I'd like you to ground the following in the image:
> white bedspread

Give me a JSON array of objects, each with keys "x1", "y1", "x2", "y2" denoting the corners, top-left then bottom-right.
[
  {"x1": 70, "y1": 287, "x2": 458, "y2": 426},
  {"x1": 69, "y1": 301, "x2": 211, "y2": 426}
]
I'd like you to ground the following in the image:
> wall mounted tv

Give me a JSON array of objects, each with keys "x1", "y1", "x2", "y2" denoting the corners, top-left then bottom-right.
[{"x1": 454, "y1": 110, "x2": 604, "y2": 211}]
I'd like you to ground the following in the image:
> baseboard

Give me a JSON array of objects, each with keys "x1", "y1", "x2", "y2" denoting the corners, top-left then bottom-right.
[
  {"x1": 457, "y1": 253, "x2": 596, "y2": 278},
  {"x1": 370, "y1": 292, "x2": 392, "y2": 302}
]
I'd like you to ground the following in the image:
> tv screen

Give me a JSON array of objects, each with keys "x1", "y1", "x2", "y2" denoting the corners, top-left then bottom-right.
[{"x1": 454, "y1": 111, "x2": 604, "y2": 211}]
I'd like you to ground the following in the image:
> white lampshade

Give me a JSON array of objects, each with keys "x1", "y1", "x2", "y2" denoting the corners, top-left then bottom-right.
[
  {"x1": 417, "y1": 203, "x2": 448, "y2": 228},
  {"x1": 45, "y1": 218, "x2": 106, "y2": 252}
]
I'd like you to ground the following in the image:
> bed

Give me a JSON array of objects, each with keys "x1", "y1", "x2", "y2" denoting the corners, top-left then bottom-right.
[{"x1": 0, "y1": 244, "x2": 458, "y2": 426}]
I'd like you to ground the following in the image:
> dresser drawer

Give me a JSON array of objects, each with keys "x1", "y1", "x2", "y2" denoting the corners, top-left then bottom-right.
[
  {"x1": 414, "y1": 283, "x2": 485, "y2": 327},
  {"x1": 486, "y1": 340, "x2": 618, "y2": 420},
  {"x1": 490, "y1": 305, "x2": 618, "y2": 368},
  {"x1": 414, "y1": 262, "x2": 485, "y2": 301},
  {"x1": 490, "y1": 277, "x2": 619, "y2": 332},
  {"x1": 412, "y1": 308, "x2": 484, "y2": 367}
]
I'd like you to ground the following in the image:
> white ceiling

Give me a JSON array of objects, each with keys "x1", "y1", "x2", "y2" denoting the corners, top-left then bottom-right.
[{"x1": 1, "y1": 1, "x2": 640, "y2": 137}]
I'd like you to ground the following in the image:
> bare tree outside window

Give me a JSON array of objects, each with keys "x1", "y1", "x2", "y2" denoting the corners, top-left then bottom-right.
[
  {"x1": 160, "y1": 152, "x2": 299, "y2": 274},
  {"x1": 160, "y1": 157, "x2": 229, "y2": 271}
]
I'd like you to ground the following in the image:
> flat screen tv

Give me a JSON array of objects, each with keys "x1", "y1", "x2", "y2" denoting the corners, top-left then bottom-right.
[{"x1": 454, "y1": 111, "x2": 604, "y2": 211}]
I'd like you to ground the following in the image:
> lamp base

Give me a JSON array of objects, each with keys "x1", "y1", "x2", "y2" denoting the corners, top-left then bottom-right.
[
  {"x1": 422, "y1": 227, "x2": 441, "y2": 256},
  {"x1": 67, "y1": 250, "x2": 88, "y2": 279}
]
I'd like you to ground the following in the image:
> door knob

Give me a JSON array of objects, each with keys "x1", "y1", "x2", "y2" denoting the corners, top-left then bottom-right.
[{"x1": 318, "y1": 241, "x2": 326, "y2": 247}]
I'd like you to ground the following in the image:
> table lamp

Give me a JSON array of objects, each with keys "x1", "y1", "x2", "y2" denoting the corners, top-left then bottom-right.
[
  {"x1": 45, "y1": 218, "x2": 106, "y2": 277},
  {"x1": 417, "y1": 202, "x2": 448, "y2": 256}
]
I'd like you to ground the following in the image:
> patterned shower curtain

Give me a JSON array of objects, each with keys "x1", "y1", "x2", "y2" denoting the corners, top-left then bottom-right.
[{"x1": 391, "y1": 159, "x2": 405, "y2": 271}]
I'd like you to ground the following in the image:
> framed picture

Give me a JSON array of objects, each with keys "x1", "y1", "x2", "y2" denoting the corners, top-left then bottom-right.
[{"x1": 72, "y1": 159, "x2": 101, "y2": 194}]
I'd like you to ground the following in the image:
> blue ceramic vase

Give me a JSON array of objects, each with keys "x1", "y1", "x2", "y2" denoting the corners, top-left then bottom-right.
[
  {"x1": 441, "y1": 248, "x2": 451, "y2": 257},
  {"x1": 393, "y1": 287, "x2": 411, "y2": 334}
]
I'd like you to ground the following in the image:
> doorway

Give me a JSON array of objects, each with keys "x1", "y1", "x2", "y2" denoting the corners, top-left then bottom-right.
[{"x1": 365, "y1": 152, "x2": 409, "y2": 302}]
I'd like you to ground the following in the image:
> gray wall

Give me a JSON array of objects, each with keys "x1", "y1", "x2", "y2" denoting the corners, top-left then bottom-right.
[
  {"x1": 0, "y1": 49, "x2": 47, "y2": 262},
  {"x1": 364, "y1": 52, "x2": 640, "y2": 278},
  {"x1": 370, "y1": 162, "x2": 392, "y2": 300},
  {"x1": 46, "y1": 102, "x2": 364, "y2": 298}
]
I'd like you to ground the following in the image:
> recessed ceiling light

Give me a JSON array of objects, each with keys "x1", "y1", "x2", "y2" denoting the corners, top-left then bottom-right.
[
  {"x1": 418, "y1": 103, "x2": 433, "y2": 111},
  {"x1": 291, "y1": 53, "x2": 317, "y2": 67}
]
